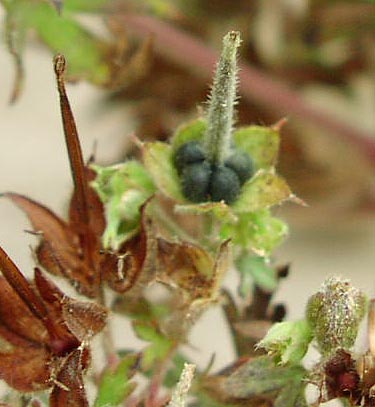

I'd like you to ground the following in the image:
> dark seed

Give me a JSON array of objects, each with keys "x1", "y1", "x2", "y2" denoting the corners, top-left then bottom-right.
[
  {"x1": 225, "y1": 151, "x2": 254, "y2": 185},
  {"x1": 174, "y1": 141, "x2": 206, "y2": 174},
  {"x1": 209, "y1": 165, "x2": 240, "y2": 204},
  {"x1": 181, "y1": 161, "x2": 211, "y2": 203}
]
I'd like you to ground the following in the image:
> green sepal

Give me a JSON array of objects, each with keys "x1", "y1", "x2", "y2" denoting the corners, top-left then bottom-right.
[
  {"x1": 91, "y1": 161, "x2": 155, "y2": 249},
  {"x1": 94, "y1": 353, "x2": 139, "y2": 407},
  {"x1": 257, "y1": 320, "x2": 313, "y2": 365},
  {"x1": 142, "y1": 141, "x2": 185, "y2": 201},
  {"x1": 236, "y1": 254, "x2": 277, "y2": 296},
  {"x1": 233, "y1": 126, "x2": 280, "y2": 171},
  {"x1": 175, "y1": 201, "x2": 236, "y2": 222},
  {"x1": 220, "y1": 209, "x2": 288, "y2": 255},
  {"x1": 133, "y1": 321, "x2": 174, "y2": 370},
  {"x1": 171, "y1": 118, "x2": 207, "y2": 150},
  {"x1": 232, "y1": 171, "x2": 293, "y2": 213}
]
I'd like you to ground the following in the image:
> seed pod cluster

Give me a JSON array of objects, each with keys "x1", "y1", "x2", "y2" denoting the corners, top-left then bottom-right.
[{"x1": 174, "y1": 141, "x2": 254, "y2": 204}]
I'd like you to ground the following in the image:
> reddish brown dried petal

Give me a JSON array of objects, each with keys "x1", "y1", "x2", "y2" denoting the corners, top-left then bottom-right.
[
  {"x1": 50, "y1": 348, "x2": 89, "y2": 407},
  {"x1": 37, "y1": 241, "x2": 99, "y2": 298},
  {"x1": 0, "y1": 277, "x2": 48, "y2": 345},
  {"x1": 4, "y1": 193, "x2": 99, "y2": 297},
  {"x1": 33, "y1": 269, "x2": 81, "y2": 356},
  {"x1": 36, "y1": 241, "x2": 69, "y2": 278},
  {"x1": 61, "y1": 298, "x2": 107, "y2": 341},
  {"x1": 34, "y1": 268, "x2": 106, "y2": 340},
  {"x1": 0, "y1": 245, "x2": 48, "y2": 321},
  {"x1": 4, "y1": 193, "x2": 77, "y2": 249},
  {"x1": 0, "y1": 345, "x2": 52, "y2": 392}
]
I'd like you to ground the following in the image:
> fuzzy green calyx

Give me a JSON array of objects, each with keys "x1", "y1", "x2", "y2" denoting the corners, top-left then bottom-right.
[
  {"x1": 204, "y1": 30, "x2": 241, "y2": 164},
  {"x1": 306, "y1": 277, "x2": 367, "y2": 356}
]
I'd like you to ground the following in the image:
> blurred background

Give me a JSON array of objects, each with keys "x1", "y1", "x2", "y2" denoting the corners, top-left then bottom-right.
[{"x1": 0, "y1": 0, "x2": 374, "y2": 401}]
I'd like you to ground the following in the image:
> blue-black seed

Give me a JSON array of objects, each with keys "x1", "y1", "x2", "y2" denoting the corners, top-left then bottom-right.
[
  {"x1": 224, "y1": 151, "x2": 254, "y2": 185},
  {"x1": 210, "y1": 166, "x2": 241, "y2": 204},
  {"x1": 174, "y1": 141, "x2": 206, "y2": 174},
  {"x1": 181, "y1": 161, "x2": 211, "y2": 202}
]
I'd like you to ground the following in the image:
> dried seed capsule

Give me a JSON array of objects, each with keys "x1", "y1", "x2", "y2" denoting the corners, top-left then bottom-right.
[
  {"x1": 181, "y1": 161, "x2": 211, "y2": 203},
  {"x1": 209, "y1": 165, "x2": 241, "y2": 204},
  {"x1": 225, "y1": 151, "x2": 254, "y2": 185},
  {"x1": 174, "y1": 141, "x2": 206, "y2": 174},
  {"x1": 306, "y1": 277, "x2": 367, "y2": 355}
]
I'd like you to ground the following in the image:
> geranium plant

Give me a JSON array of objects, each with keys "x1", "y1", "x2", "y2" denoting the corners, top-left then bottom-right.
[{"x1": 0, "y1": 28, "x2": 374, "y2": 407}]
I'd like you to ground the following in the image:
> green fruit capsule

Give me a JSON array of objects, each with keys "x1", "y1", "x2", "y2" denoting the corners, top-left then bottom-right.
[
  {"x1": 174, "y1": 141, "x2": 206, "y2": 174},
  {"x1": 209, "y1": 165, "x2": 241, "y2": 204},
  {"x1": 181, "y1": 161, "x2": 211, "y2": 203},
  {"x1": 306, "y1": 277, "x2": 367, "y2": 355},
  {"x1": 224, "y1": 151, "x2": 254, "y2": 185}
]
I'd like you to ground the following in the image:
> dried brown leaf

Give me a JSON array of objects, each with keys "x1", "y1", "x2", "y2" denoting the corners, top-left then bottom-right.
[{"x1": 156, "y1": 238, "x2": 214, "y2": 300}]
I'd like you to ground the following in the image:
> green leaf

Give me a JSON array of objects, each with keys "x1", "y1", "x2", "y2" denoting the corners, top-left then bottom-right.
[
  {"x1": 257, "y1": 320, "x2": 313, "y2": 365},
  {"x1": 233, "y1": 126, "x2": 280, "y2": 170},
  {"x1": 164, "y1": 353, "x2": 191, "y2": 388},
  {"x1": 236, "y1": 254, "x2": 277, "y2": 295},
  {"x1": 171, "y1": 119, "x2": 207, "y2": 150},
  {"x1": 7, "y1": 0, "x2": 111, "y2": 84},
  {"x1": 232, "y1": 171, "x2": 293, "y2": 213},
  {"x1": 94, "y1": 354, "x2": 139, "y2": 407},
  {"x1": 220, "y1": 209, "x2": 288, "y2": 255},
  {"x1": 64, "y1": 0, "x2": 109, "y2": 12},
  {"x1": 133, "y1": 321, "x2": 174, "y2": 370},
  {"x1": 143, "y1": 142, "x2": 185, "y2": 201},
  {"x1": 223, "y1": 356, "x2": 306, "y2": 398}
]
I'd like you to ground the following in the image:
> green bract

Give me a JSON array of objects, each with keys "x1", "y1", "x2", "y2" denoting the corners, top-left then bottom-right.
[{"x1": 91, "y1": 161, "x2": 155, "y2": 249}]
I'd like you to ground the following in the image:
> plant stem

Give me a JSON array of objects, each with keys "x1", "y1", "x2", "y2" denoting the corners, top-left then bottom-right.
[{"x1": 98, "y1": 285, "x2": 118, "y2": 365}]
